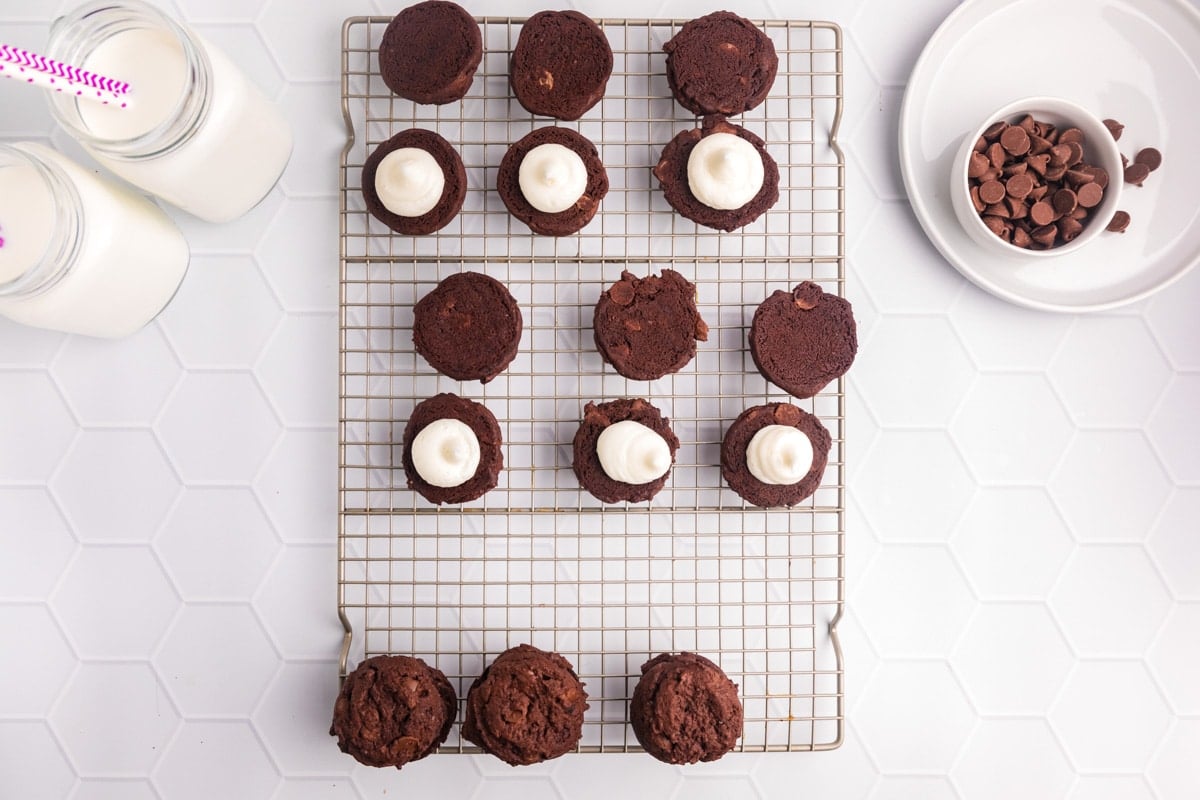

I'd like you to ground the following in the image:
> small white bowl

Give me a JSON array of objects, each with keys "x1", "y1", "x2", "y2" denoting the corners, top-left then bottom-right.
[{"x1": 951, "y1": 96, "x2": 1124, "y2": 258}]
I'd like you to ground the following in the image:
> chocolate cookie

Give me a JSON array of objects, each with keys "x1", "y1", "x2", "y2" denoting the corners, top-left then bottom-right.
[
  {"x1": 401, "y1": 393, "x2": 503, "y2": 505},
  {"x1": 379, "y1": 0, "x2": 482, "y2": 104},
  {"x1": 572, "y1": 398, "x2": 679, "y2": 504},
  {"x1": 362, "y1": 129, "x2": 467, "y2": 235},
  {"x1": 654, "y1": 115, "x2": 779, "y2": 231},
  {"x1": 593, "y1": 269, "x2": 709, "y2": 381},
  {"x1": 412, "y1": 271, "x2": 523, "y2": 382},
  {"x1": 664, "y1": 11, "x2": 777, "y2": 116},
  {"x1": 461, "y1": 644, "x2": 588, "y2": 766},
  {"x1": 721, "y1": 403, "x2": 831, "y2": 508},
  {"x1": 630, "y1": 652, "x2": 742, "y2": 764},
  {"x1": 496, "y1": 127, "x2": 609, "y2": 236},
  {"x1": 329, "y1": 655, "x2": 457, "y2": 769},
  {"x1": 749, "y1": 281, "x2": 857, "y2": 399},
  {"x1": 510, "y1": 10, "x2": 612, "y2": 120}
]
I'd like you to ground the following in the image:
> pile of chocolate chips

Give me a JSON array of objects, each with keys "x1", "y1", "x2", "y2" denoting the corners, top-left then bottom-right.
[
  {"x1": 967, "y1": 115, "x2": 1109, "y2": 249},
  {"x1": 1101, "y1": 118, "x2": 1162, "y2": 234}
]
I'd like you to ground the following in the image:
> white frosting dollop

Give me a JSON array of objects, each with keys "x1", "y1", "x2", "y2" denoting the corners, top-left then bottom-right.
[
  {"x1": 518, "y1": 143, "x2": 588, "y2": 213},
  {"x1": 375, "y1": 147, "x2": 445, "y2": 217},
  {"x1": 410, "y1": 418, "x2": 481, "y2": 488},
  {"x1": 596, "y1": 420, "x2": 672, "y2": 485},
  {"x1": 746, "y1": 425, "x2": 813, "y2": 485},
  {"x1": 686, "y1": 132, "x2": 765, "y2": 210}
]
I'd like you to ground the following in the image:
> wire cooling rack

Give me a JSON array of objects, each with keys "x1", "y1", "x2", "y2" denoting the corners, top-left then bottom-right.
[{"x1": 339, "y1": 15, "x2": 846, "y2": 753}]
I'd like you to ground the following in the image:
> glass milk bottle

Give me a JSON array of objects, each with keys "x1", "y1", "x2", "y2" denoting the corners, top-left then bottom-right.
[
  {"x1": 0, "y1": 142, "x2": 188, "y2": 338},
  {"x1": 45, "y1": 0, "x2": 293, "y2": 223}
]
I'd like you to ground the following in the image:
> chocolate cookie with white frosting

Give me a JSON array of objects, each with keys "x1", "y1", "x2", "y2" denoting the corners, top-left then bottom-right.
[
  {"x1": 362, "y1": 128, "x2": 467, "y2": 235},
  {"x1": 497, "y1": 127, "x2": 608, "y2": 236}
]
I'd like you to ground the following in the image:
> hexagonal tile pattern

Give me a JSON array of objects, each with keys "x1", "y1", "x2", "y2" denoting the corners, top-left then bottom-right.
[
  {"x1": 856, "y1": 430, "x2": 976, "y2": 543},
  {"x1": 258, "y1": 0, "x2": 343, "y2": 82},
  {"x1": 255, "y1": 196, "x2": 339, "y2": 313},
  {"x1": 853, "y1": 204, "x2": 964, "y2": 313},
  {"x1": 952, "y1": 720, "x2": 1073, "y2": 800},
  {"x1": 252, "y1": 661, "x2": 346, "y2": 776},
  {"x1": 950, "y1": 374, "x2": 1073, "y2": 485},
  {"x1": 850, "y1": 0, "x2": 955, "y2": 85},
  {"x1": 855, "y1": 661, "x2": 975, "y2": 774},
  {"x1": 869, "y1": 777, "x2": 958, "y2": 800},
  {"x1": 1148, "y1": 489, "x2": 1200, "y2": 601},
  {"x1": 1049, "y1": 661, "x2": 1171, "y2": 772},
  {"x1": 1068, "y1": 777, "x2": 1155, "y2": 800},
  {"x1": 0, "y1": 371, "x2": 75, "y2": 481},
  {"x1": 1147, "y1": 604, "x2": 1200, "y2": 716},
  {"x1": 1049, "y1": 545, "x2": 1171, "y2": 657},
  {"x1": 1049, "y1": 317, "x2": 1171, "y2": 428},
  {"x1": 753, "y1": 729, "x2": 877, "y2": 800},
  {"x1": 270, "y1": 778, "x2": 360, "y2": 800},
  {"x1": 51, "y1": 546, "x2": 180, "y2": 659},
  {"x1": 72, "y1": 779, "x2": 160, "y2": 800},
  {"x1": 0, "y1": 488, "x2": 75, "y2": 598},
  {"x1": 253, "y1": 430, "x2": 337, "y2": 544},
  {"x1": 255, "y1": 313, "x2": 338, "y2": 426},
  {"x1": 50, "y1": 663, "x2": 180, "y2": 776},
  {"x1": 1147, "y1": 375, "x2": 1200, "y2": 483},
  {"x1": 156, "y1": 373, "x2": 281, "y2": 484},
  {"x1": 0, "y1": 721, "x2": 76, "y2": 799},
  {"x1": 50, "y1": 326, "x2": 181, "y2": 425},
  {"x1": 853, "y1": 317, "x2": 975, "y2": 428},
  {"x1": 51, "y1": 431, "x2": 181, "y2": 544},
  {"x1": 157, "y1": 255, "x2": 283, "y2": 369},
  {"x1": 673, "y1": 775, "x2": 763, "y2": 800},
  {"x1": 1145, "y1": 259, "x2": 1200, "y2": 370},
  {"x1": 192, "y1": 23, "x2": 285, "y2": 98},
  {"x1": 155, "y1": 487, "x2": 281, "y2": 600},
  {"x1": 1050, "y1": 432, "x2": 1172, "y2": 543},
  {"x1": 276, "y1": 81, "x2": 343, "y2": 198},
  {"x1": 855, "y1": 545, "x2": 976, "y2": 657},
  {"x1": 353, "y1": 753, "x2": 482, "y2": 799},
  {"x1": 154, "y1": 605, "x2": 279, "y2": 717},
  {"x1": 254, "y1": 545, "x2": 343, "y2": 659},
  {"x1": 951, "y1": 604, "x2": 1071, "y2": 716},
  {"x1": 154, "y1": 721, "x2": 280, "y2": 800},
  {"x1": 171, "y1": 187, "x2": 285, "y2": 255},
  {"x1": 0, "y1": 605, "x2": 75, "y2": 716},
  {"x1": 948, "y1": 286, "x2": 1072, "y2": 371},
  {"x1": 0, "y1": 315, "x2": 64, "y2": 366},
  {"x1": 1148, "y1": 720, "x2": 1200, "y2": 799},
  {"x1": 951, "y1": 488, "x2": 1074, "y2": 600}
]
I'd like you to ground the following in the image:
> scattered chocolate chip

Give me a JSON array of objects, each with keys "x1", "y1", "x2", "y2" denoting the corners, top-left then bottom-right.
[
  {"x1": 1124, "y1": 162, "x2": 1151, "y2": 186},
  {"x1": 1106, "y1": 210, "x2": 1131, "y2": 232},
  {"x1": 1103, "y1": 118, "x2": 1125, "y2": 140},
  {"x1": 1135, "y1": 147, "x2": 1162, "y2": 172}
]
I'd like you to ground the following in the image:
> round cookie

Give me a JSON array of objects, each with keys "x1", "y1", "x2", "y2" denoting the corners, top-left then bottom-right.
[
  {"x1": 461, "y1": 644, "x2": 588, "y2": 766},
  {"x1": 572, "y1": 398, "x2": 679, "y2": 504},
  {"x1": 510, "y1": 10, "x2": 613, "y2": 121},
  {"x1": 329, "y1": 654, "x2": 457, "y2": 769},
  {"x1": 721, "y1": 403, "x2": 831, "y2": 508},
  {"x1": 630, "y1": 652, "x2": 743, "y2": 764},
  {"x1": 401, "y1": 393, "x2": 503, "y2": 505},
  {"x1": 593, "y1": 269, "x2": 709, "y2": 381},
  {"x1": 664, "y1": 11, "x2": 778, "y2": 116},
  {"x1": 412, "y1": 271, "x2": 523, "y2": 383},
  {"x1": 653, "y1": 115, "x2": 779, "y2": 231},
  {"x1": 379, "y1": 1, "x2": 482, "y2": 104},
  {"x1": 497, "y1": 127, "x2": 609, "y2": 236},
  {"x1": 749, "y1": 281, "x2": 857, "y2": 399},
  {"x1": 362, "y1": 129, "x2": 467, "y2": 235}
]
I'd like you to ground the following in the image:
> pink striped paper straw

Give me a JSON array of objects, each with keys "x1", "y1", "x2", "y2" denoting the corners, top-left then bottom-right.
[{"x1": 0, "y1": 42, "x2": 128, "y2": 107}]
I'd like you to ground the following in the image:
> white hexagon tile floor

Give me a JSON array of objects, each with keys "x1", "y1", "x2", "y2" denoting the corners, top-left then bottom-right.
[{"x1": 1, "y1": 0, "x2": 1199, "y2": 798}]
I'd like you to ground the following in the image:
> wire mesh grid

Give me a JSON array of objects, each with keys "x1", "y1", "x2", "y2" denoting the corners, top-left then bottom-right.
[{"x1": 339, "y1": 15, "x2": 845, "y2": 753}]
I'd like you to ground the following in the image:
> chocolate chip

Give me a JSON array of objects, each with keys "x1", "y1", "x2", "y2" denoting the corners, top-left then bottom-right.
[
  {"x1": 1017, "y1": 115, "x2": 1037, "y2": 133},
  {"x1": 968, "y1": 152, "x2": 990, "y2": 179},
  {"x1": 983, "y1": 121, "x2": 1008, "y2": 141},
  {"x1": 1030, "y1": 200, "x2": 1057, "y2": 227},
  {"x1": 1026, "y1": 154, "x2": 1050, "y2": 175},
  {"x1": 1029, "y1": 134, "x2": 1053, "y2": 155},
  {"x1": 1058, "y1": 216, "x2": 1084, "y2": 242},
  {"x1": 1006, "y1": 172, "x2": 1035, "y2": 199},
  {"x1": 1124, "y1": 162, "x2": 1151, "y2": 186},
  {"x1": 1008, "y1": 197, "x2": 1028, "y2": 219},
  {"x1": 1012, "y1": 226, "x2": 1033, "y2": 248},
  {"x1": 1103, "y1": 118, "x2": 1125, "y2": 141},
  {"x1": 988, "y1": 142, "x2": 1007, "y2": 169},
  {"x1": 1086, "y1": 166, "x2": 1110, "y2": 189},
  {"x1": 1058, "y1": 128, "x2": 1085, "y2": 145},
  {"x1": 1135, "y1": 147, "x2": 1162, "y2": 172},
  {"x1": 983, "y1": 215, "x2": 1009, "y2": 239},
  {"x1": 1106, "y1": 210, "x2": 1131, "y2": 232},
  {"x1": 1049, "y1": 144, "x2": 1072, "y2": 167},
  {"x1": 979, "y1": 179, "x2": 1007, "y2": 205},
  {"x1": 970, "y1": 185, "x2": 985, "y2": 213},
  {"x1": 1031, "y1": 224, "x2": 1058, "y2": 247},
  {"x1": 1000, "y1": 126, "x2": 1031, "y2": 156},
  {"x1": 1065, "y1": 142, "x2": 1085, "y2": 167},
  {"x1": 1077, "y1": 182, "x2": 1104, "y2": 208},
  {"x1": 1052, "y1": 188, "x2": 1078, "y2": 216},
  {"x1": 985, "y1": 202, "x2": 1010, "y2": 219}
]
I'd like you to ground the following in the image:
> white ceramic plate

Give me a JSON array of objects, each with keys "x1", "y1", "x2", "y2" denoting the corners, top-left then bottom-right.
[{"x1": 899, "y1": 0, "x2": 1200, "y2": 312}]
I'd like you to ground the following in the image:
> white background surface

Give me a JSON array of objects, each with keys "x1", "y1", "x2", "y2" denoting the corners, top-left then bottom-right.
[{"x1": 1, "y1": 0, "x2": 1198, "y2": 798}]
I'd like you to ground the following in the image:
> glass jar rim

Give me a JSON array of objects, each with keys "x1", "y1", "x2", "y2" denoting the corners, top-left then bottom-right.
[
  {"x1": 0, "y1": 143, "x2": 84, "y2": 298},
  {"x1": 45, "y1": 0, "x2": 211, "y2": 160}
]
